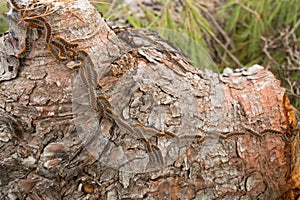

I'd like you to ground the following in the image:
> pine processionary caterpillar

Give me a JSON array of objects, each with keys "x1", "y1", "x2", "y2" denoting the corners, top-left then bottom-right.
[
  {"x1": 294, "y1": 108, "x2": 300, "y2": 129},
  {"x1": 133, "y1": 125, "x2": 156, "y2": 163},
  {"x1": 104, "y1": 108, "x2": 151, "y2": 147},
  {"x1": 87, "y1": 85, "x2": 98, "y2": 112},
  {"x1": 65, "y1": 48, "x2": 77, "y2": 59},
  {"x1": 96, "y1": 96, "x2": 112, "y2": 117},
  {"x1": 115, "y1": 115, "x2": 140, "y2": 138},
  {"x1": 97, "y1": 96, "x2": 112, "y2": 108},
  {"x1": 17, "y1": 23, "x2": 32, "y2": 58},
  {"x1": 78, "y1": 66, "x2": 89, "y2": 89},
  {"x1": 78, "y1": 67, "x2": 98, "y2": 113},
  {"x1": 144, "y1": 139, "x2": 155, "y2": 163},
  {"x1": 40, "y1": 17, "x2": 52, "y2": 43},
  {"x1": 47, "y1": 42, "x2": 67, "y2": 62},
  {"x1": 244, "y1": 126, "x2": 262, "y2": 138},
  {"x1": 260, "y1": 129, "x2": 284, "y2": 136},
  {"x1": 224, "y1": 131, "x2": 248, "y2": 138},
  {"x1": 17, "y1": 16, "x2": 51, "y2": 59},
  {"x1": 53, "y1": 36, "x2": 79, "y2": 48},
  {"x1": 209, "y1": 131, "x2": 228, "y2": 139},
  {"x1": 9, "y1": 0, "x2": 24, "y2": 10},
  {"x1": 244, "y1": 126, "x2": 295, "y2": 144},
  {"x1": 17, "y1": 19, "x2": 51, "y2": 58},
  {"x1": 28, "y1": 15, "x2": 52, "y2": 43},
  {"x1": 104, "y1": 107, "x2": 159, "y2": 165},
  {"x1": 164, "y1": 131, "x2": 177, "y2": 139},
  {"x1": 133, "y1": 123, "x2": 181, "y2": 141},
  {"x1": 103, "y1": 108, "x2": 116, "y2": 122},
  {"x1": 260, "y1": 129, "x2": 292, "y2": 143},
  {"x1": 96, "y1": 100, "x2": 105, "y2": 118},
  {"x1": 83, "y1": 63, "x2": 95, "y2": 89},
  {"x1": 24, "y1": 19, "x2": 44, "y2": 29},
  {"x1": 165, "y1": 131, "x2": 180, "y2": 142},
  {"x1": 152, "y1": 144, "x2": 164, "y2": 167},
  {"x1": 133, "y1": 123, "x2": 166, "y2": 138},
  {"x1": 209, "y1": 130, "x2": 249, "y2": 139},
  {"x1": 75, "y1": 50, "x2": 98, "y2": 87},
  {"x1": 52, "y1": 36, "x2": 78, "y2": 58},
  {"x1": 178, "y1": 134, "x2": 203, "y2": 140},
  {"x1": 71, "y1": 60, "x2": 84, "y2": 69},
  {"x1": 51, "y1": 40, "x2": 67, "y2": 58}
]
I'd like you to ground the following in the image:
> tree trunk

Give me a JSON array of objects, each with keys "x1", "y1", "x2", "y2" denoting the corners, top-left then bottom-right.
[{"x1": 0, "y1": 1, "x2": 300, "y2": 199}]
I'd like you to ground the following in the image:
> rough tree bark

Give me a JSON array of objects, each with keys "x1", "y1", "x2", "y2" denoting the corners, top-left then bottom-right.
[{"x1": 0, "y1": 0, "x2": 300, "y2": 199}]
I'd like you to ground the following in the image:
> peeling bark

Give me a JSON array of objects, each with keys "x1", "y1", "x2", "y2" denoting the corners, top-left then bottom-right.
[{"x1": 0, "y1": 1, "x2": 299, "y2": 199}]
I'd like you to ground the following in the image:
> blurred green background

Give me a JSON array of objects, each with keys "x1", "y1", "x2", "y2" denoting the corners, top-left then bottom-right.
[
  {"x1": 0, "y1": 1, "x2": 8, "y2": 33},
  {"x1": 1, "y1": 0, "x2": 299, "y2": 109}
]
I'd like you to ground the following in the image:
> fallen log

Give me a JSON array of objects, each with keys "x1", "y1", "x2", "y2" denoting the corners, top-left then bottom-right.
[{"x1": 0, "y1": 0, "x2": 299, "y2": 199}]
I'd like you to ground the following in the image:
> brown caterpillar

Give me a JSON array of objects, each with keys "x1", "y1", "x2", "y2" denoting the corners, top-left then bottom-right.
[
  {"x1": 75, "y1": 50, "x2": 98, "y2": 87},
  {"x1": 17, "y1": 17, "x2": 53, "y2": 58},
  {"x1": 104, "y1": 108, "x2": 158, "y2": 165},
  {"x1": 47, "y1": 42, "x2": 67, "y2": 62},
  {"x1": 164, "y1": 131, "x2": 178, "y2": 139},
  {"x1": 178, "y1": 134, "x2": 204, "y2": 140},
  {"x1": 39, "y1": 17, "x2": 52, "y2": 43},
  {"x1": 9, "y1": 0, "x2": 24, "y2": 10},
  {"x1": 133, "y1": 124, "x2": 156, "y2": 163},
  {"x1": 17, "y1": 23, "x2": 32, "y2": 58},
  {"x1": 24, "y1": 18, "x2": 44, "y2": 29},
  {"x1": 78, "y1": 66, "x2": 98, "y2": 113},
  {"x1": 294, "y1": 108, "x2": 300, "y2": 129},
  {"x1": 97, "y1": 96, "x2": 112, "y2": 108},
  {"x1": 209, "y1": 130, "x2": 248, "y2": 139},
  {"x1": 53, "y1": 36, "x2": 78, "y2": 48},
  {"x1": 96, "y1": 96, "x2": 112, "y2": 117},
  {"x1": 133, "y1": 123, "x2": 166, "y2": 138},
  {"x1": 71, "y1": 60, "x2": 84, "y2": 69},
  {"x1": 52, "y1": 36, "x2": 78, "y2": 58},
  {"x1": 27, "y1": 15, "x2": 52, "y2": 43},
  {"x1": 152, "y1": 144, "x2": 164, "y2": 167},
  {"x1": 260, "y1": 129, "x2": 292, "y2": 143},
  {"x1": 244, "y1": 127, "x2": 263, "y2": 138},
  {"x1": 51, "y1": 40, "x2": 68, "y2": 59}
]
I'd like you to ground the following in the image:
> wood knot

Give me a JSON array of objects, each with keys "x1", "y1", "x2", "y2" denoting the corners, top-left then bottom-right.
[{"x1": 82, "y1": 182, "x2": 94, "y2": 194}]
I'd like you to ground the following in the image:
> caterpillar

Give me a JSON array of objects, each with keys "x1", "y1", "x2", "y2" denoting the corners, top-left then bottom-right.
[
  {"x1": 244, "y1": 126, "x2": 263, "y2": 138},
  {"x1": 164, "y1": 131, "x2": 178, "y2": 139},
  {"x1": 47, "y1": 41, "x2": 67, "y2": 62},
  {"x1": 17, "y1": 23, "x2": 32, "y2": 58},
  {"x1": 52, "y1": 36, "x2": 78, "y2": 58},
  {"x1": 53, "y1": 36, "x2": 78, "y2": 48},
  {"x1": 17, "y1": 18, "x2": 52, "y2": 58},
  {"x1": 39, "y1": 17, "x2": 52, "y2": 43},
  {"x1": 9, "y1": 0, "x2": 24, "y2": 10},
  {"x1": 24, "y1": 18, "x2": 44, "y2": 29},
  {"x1": 96, "y1": 96, "x2": 112, "y2": 117},
  {"x1": 133, "y1": 125, "x2": 156, "y2": 163},
  {"x1": 97, "y1": 96, "x2": 112, "y2": 108},
  {"x1": 260, "y1": 129, "x2": 292, "y2": 143},
  {"x1": 294, "y1": 108, "x2": 300, "y2": 129},
  {"x1": 178, "y1": 134, "x2": 204, "y2": 140},
  {"x1": 75, "y1": 50, "x2": 98, "y2": 87},
  {"x1": 78, "y1": 66, "x2": 99, "y2": 113},
  {"x1": 152, "y1": 144, "x2": 164, "y2": 167},
  {"x1": 133, "y1": 122, "x2": 166, "y2": 138},
  {"x1": 28, "y1": 15, "x2": 52, "y2": 43},
  {"x1": 51, "y1": 40, "x2": 68, "y2": 58}
]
